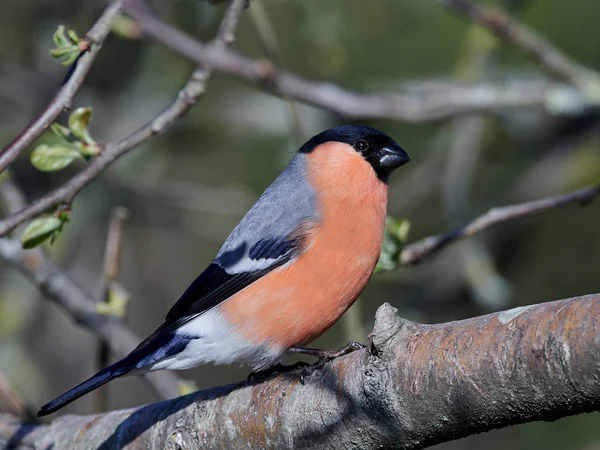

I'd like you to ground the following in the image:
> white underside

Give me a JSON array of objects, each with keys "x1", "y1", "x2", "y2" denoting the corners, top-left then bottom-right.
[{"x1": 147, "y1": 308, "x2": 284, "y2": 372}]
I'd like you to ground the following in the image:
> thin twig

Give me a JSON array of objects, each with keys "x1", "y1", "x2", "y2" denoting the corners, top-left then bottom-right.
[
  {"x1": 248, "y1": 0, "x2": 307, "y2": 144},
  {"x1": 439, "y1": 0, "x2": 600, "y2": 93},
  {"x1": 0, "y1": 371, "x2": 36, "y2": 421},
  {"x1": 0, "y1": 178, "x2": 180, "y2": 400},
  {"x1": 0, "y1": 0, "x2": 248, "y2": 406},
  {"x1": 122, "y1": 0, "x2": 594, "y2": 120},
  {"x1": 96, "y1": 206, "x2": 130, "y2": 413},
  {"x1": 0, "y1": 0, "x2": 247, "y2": 238},
  {"x1": 0, "y1": 1, "x2": 122, "y2": 174},
  {"x1": 0, "y1": 237, "x2": 181, "y2": 400},
  {"x1": 401, "y1": 185, "x2": 600, "y2": 265}
]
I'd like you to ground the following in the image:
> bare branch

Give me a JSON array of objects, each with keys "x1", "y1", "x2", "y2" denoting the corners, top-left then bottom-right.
[
  {"x1": 97, "y1": 206, "x2": 131, "y2": 413},
  {"x1": 0, "y1": 1, "x2": 122, "y2": 174},
  {"x1": 123, "y1": 0, "x2": 594, "y2": 120},
  {"x1": 0, "y1": 372, "x2": 33, "y2": 421},
  {"x1": 0, "y1": 0, "x2": 247, "y2": 411},
  {"x1": 401, "y1": 185, "x2": 600, "y2": 265},
  {"x1": 1, "y1": 294, "x2": 598, "y2": 449},
  {"x1": 102, "y1": 207, "x2": 130, "y2": 286},
  {"x1": 0, "y1": 0, "x2": 247, "y2": 238},
  {"x1": 0, "y1": 236, "x2": 181, "y2": 400},
  {"x1": 0, "y1": 176, "x2": 179, "y2": 402},
  {"x1": 439, "y1": 0, "x2": 600, "y2": 92}
]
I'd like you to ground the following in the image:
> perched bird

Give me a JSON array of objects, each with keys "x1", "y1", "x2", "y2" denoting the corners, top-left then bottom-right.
[{"x1": 38, "y1": 124, "x2": 409, "y2": 417}]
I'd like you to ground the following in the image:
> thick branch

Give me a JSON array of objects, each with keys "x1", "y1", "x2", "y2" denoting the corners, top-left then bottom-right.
[
  {"x1": 440, "y1": 0, "x2": 600, "y2": 92},
  {"x1": 401, "y1": 185, "x2": 600, "y2": 265},
  {"x1": 2, "y1": 294, "x2": 598, "y2": 449},
  {"x1": 0, "y1": 1, "x2": 122, "y2": 174}
]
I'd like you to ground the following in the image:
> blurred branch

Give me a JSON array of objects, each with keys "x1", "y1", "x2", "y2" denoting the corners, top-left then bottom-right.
[
  {"x1": 0, "y1": 1, "x2": 122, "y2": 175},
  {"x1": 122, "y1": 0, "x2": 596, "y2": 120},
  {"x1": 0, "y1": 0, "x2": 247, "y2": 238},
  {"x1": 248, "y1": 0, "x2": 307, "y2": 144},
  {"x1": 439, "y1": 0, "x2": 600, "y2": 93},
  {"x1": 0, "y1": 237, "x2": 181, "y2": 401},
  {"x1": 0, "y1": 372, "x2": 34, "y2": 421},
  {"x1": 401, "y1": 185, "x2": 600, "y2": 265},
  {"x1": 102, "y1": 207, "x2": 130, "y2": 288},
  {"x1": 1, "y1": 294, "x2": 599, "y2": 448},
  {"x1": 96, "y1": 206, "x2": 130, "y2": 413},
  {"x1": 0, "y1": 179, "x2": 180, "y2": 400}
]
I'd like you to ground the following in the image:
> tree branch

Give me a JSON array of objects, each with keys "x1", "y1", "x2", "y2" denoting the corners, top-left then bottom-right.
[
  {"x1": 2, "y1": 294, "x2": 598, "y2": 449},
  {"x1": 123, "y1": 0, "x2": 595, "y2": 120},
  {"x1": 0, "y1": 0, "x2": 248, "y2": 410},
  {"x1": 439, "y1": 0, "x2": 600, "y2": 93},
  {"x1": 97, "y1": 206, "x2": 131, "y2": 413},
  {"x1": 0, "y1": 0, "x2": 122, "y2": 174},
  {"x1": 0, "y1": 0, "x2": 247, "y2": 238},
  {"x1": 401, "y1": 184, "x2": 600, "y2": 265},
  {"x1": 0, "y1": 237, "x2": 181, "y2": 401}
]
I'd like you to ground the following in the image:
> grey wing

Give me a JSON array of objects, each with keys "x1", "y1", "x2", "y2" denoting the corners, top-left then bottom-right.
[{"x1": 161, "y1": 154, "x2": 319, "y2": 330}]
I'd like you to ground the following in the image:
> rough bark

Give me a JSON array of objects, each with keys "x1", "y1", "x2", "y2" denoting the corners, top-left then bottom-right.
[{"x1": 1, "y1": 294, "x2": 598, "y2": 449}]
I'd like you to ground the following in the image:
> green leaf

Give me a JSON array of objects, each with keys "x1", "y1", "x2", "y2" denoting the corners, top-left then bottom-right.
[
  {"x1": 96, "y1": 285, "x2": 130, "y2": 318},
  {"x1": 50, "y1": 25, "x2": 81, "y2": 66},
  {"x1": 67, "y1": 29, "x2": 80, "y2": 43},
  {"x1": 31, "y1": 144, "x2": 81, "y2": 172},
  {"x1": 375, "y1": 218, "x2": 411, "y2": 273},
  {"x1": 50, "y1": 123, "x2": 73, "y2": 141},
  {"x1": 52, "y1": 25, "x2": 68, "y2": 47},
  {"x1": 21, "y1": 216, "x2": 62, "y2": 249},
  {"x1": 0, "y1": 170, "x2": 9, "y2": 185},
  {"x1": 68, "y1": 107, "x2": 96, "y2": 145}
]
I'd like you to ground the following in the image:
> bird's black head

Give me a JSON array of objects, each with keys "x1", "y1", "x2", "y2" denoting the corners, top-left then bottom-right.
[{"x1": 298, "y1": 124, "x2": 410, "y2": 183}]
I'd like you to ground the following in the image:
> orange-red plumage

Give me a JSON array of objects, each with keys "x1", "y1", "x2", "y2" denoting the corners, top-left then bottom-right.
[{"x1": 221, "y1": 142, "x2": 388, "y2": 349}]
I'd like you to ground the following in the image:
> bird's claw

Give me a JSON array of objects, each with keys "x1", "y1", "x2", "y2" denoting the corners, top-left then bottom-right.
[
  {"x1": 297, "y1": 341, "x2": 366, "y2": 385},
  {"x1": 247, "y1": 361, "x2": 309, "y2": 383}
]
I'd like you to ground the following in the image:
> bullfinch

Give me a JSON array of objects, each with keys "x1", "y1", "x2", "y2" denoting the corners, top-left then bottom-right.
[{"x1": 38, "y1": 124, "x2": 409, "y2": 417}]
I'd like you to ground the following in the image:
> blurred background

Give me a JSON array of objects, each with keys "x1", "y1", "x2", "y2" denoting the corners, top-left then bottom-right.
[{"x1": 0, "y1": 0, "x2": 599, "y2": 448}]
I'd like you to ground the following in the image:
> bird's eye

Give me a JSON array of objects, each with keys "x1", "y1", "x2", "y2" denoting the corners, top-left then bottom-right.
[{"x1": 353, "y1": 140, "x2": 369, "y2": 152}]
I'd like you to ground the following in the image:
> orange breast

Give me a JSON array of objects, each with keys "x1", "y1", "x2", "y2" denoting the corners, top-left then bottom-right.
[{"x1": 221, "y1": 142, "x2": 388, "y2": 349}]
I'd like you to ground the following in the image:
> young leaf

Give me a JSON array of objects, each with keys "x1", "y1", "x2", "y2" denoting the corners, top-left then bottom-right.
[
  {"x1": 50, "y1": 25, "x2": 81, "y2": 66},
  {"x1": 96, "y1": 285, "x2": 130, "y2": 318},
  {"x1": 21, "y1": 216, "x2": 62, "y2": 249},
  {"x1": 50, "y1": 123, "x2": 73, "y2": 141},
  {"x1": 52, "y1": 25, "x2": 68, "y2": 47},
  {"x1": 31, "y1": 144, "x2": 81, "y2": 172},
  {"x1": 68, "y1": 107, "x2": 96, "y2": 145},
  {"x1": 375, "y1": 218, "x2": 411, "y2": 273}
]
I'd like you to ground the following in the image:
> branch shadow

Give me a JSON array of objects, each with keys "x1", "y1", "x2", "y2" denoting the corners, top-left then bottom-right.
[
  {"x1": 97, "y1": 380, "x2": 245, "y2": 449},
  {"x1": 97, "y1": 351, "x2": 395, "y2": 448},
  {"x1": 2, "y1": 421, "x2": 47, "y2": 450}
]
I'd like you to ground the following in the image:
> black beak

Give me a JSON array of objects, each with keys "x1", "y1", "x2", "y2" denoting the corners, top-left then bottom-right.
[{"x1": 379, "y1": 144, "x2": 410, "y2": 170}]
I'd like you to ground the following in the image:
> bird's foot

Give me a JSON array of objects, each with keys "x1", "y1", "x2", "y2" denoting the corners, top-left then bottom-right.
[
  {"x1": 247, "y1": 361, "x2": 309, "y2": 383},
  {"x1": 288, "y1": 341, "x2": 366, "y2": 384}
]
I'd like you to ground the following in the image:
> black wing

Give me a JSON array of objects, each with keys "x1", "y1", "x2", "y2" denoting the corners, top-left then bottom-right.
[{"x1": 159, "y1": 234, "x2": 307, "y2": 333}]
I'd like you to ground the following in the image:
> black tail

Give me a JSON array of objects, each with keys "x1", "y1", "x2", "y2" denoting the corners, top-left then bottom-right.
[
  {"x1": 37, "y1": 330, "x2": 191, "y2": 417},
  {"x1": 37, "y1": 360, "x2": 134, "y2": 417}
]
